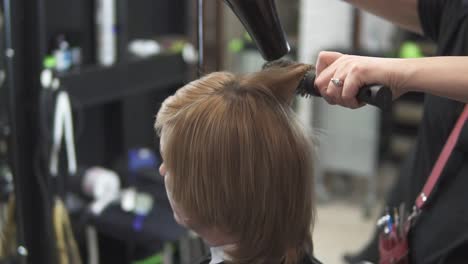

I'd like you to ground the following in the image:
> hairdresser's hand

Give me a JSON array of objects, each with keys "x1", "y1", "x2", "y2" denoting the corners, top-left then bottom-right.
[{"x1": 314, "y1": 51, "x2": 407, "y2": 109}]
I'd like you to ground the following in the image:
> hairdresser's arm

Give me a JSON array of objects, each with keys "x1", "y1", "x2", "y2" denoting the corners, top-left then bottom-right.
[
  {"x1": 314, "y1": 51, "x2": 468, "y2": 108},
  {"x1": 343, "y1": 0, "x2": 422, "y2": 34}
]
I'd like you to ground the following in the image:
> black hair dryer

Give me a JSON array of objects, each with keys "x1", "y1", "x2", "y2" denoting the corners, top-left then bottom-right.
[
  {"x1": 223, "y1": 0, "x2": 392, "y2": 109},
  {"x1": 223, "y1": 0, "x2": 290, "y2": 61}
]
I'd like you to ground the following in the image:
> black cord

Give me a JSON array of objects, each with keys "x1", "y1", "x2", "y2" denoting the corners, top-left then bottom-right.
[
  {"x1": 39, "y1": 88, "x2": 54, "y2": 145},
  {"x1": 33, "y1": 146, "x2": 53, "y2": 211},
  {"x1": 32, "y1": 146, "x2": 58, "y2": 263},
  {"x1": 69, "y1": 92, "x2": 85, "y2": 141}
]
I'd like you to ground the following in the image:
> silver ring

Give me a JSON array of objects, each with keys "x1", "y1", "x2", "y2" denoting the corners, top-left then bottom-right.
[{"x1": 331, "y1": 78, "x2": 344, "y2": 87}]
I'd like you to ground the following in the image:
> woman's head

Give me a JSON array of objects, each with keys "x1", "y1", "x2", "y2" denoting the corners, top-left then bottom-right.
[{"x1": 155, "y1": 63, "x2": 315, "y2": 263}]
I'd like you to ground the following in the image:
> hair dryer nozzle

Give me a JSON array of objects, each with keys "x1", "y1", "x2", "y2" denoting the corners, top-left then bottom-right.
[{"x1": 224, "y1": 0, "x2": 290, "y2": 61}]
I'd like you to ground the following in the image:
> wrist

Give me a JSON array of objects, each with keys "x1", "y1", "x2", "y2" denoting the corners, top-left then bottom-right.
[
  {"x1": 385, "y1": 58, "x2": 415, "y2": 96},
  {"x1": 398, "y1": 58, "x2": 422, "y2": 93}
]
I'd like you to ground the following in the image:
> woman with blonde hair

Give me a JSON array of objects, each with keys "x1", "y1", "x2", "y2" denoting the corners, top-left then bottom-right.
[{"x1": 155, "y1": 62, "x2": 322, "y2": 264}]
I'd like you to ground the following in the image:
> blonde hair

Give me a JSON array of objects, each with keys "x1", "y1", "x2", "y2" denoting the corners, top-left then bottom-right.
[{"x1": 155, "y1": 64, "x2": 315, "y2": 264}]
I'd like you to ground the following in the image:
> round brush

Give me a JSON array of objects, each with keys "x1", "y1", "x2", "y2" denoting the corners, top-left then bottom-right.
[{"x1": 263, "y1": 59, "x2": 392, "y2": 110}]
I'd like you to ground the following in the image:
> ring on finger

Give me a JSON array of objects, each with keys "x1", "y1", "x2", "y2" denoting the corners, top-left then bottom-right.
[{"x1": 331, "y1": 78, "x2": 344, "y2": 87}]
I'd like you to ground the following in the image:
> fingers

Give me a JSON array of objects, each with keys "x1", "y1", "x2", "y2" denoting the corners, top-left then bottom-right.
[
  {"x1": 315, "y1": 53, "x2": 371, "y2": 109},
  {"x1": 341, "y1": 76, "x2": 362, "y2": 109},
  {"x1": 315, "y1": 54, "x2": 350, "y2": 105},
  {"x1": 315, "y1": 51, "x2": 343, "y2": 77},
  {"x1": 325, "y1": 73, "x2": 346, "y2": 106},
  {"x1": 341, "y1": 66, "x2": 367, "y2": 109}
]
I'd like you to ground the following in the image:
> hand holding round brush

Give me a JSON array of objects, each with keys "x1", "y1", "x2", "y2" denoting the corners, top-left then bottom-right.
[{"x1": 262, "y1": 56, "x2": 393, "y2": 110}]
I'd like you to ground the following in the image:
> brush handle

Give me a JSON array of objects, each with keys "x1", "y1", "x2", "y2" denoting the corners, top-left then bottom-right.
[
  {"x1": 356, "y1": 85, "x2": 392, "y2": 110},
  {"x1": 262, "y1": 60, "x2": 393, "y2": 110},
  {"x1": 306, "y1": 82, "x2": 392, "y2": 110}
]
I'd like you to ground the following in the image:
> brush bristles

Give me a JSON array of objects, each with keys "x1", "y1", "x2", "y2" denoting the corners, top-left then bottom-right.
[
  {"x1": 262, "y1": 59, "x2": 296, "y2": 69},
  {"x1": 296, "y1": 72, "x2": 316, "y2": 98},
  {"x1": 262, "y1": 59, "x2": 317, "y2": 98},
  {"x1": 296, "y1": 84, "x2": 311, "y2": 98}
]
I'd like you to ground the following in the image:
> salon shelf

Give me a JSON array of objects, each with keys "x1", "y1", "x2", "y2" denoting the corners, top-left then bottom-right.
[
  {"x1": 89, "y1": 202, "x2": 186, "y2": 243},
  {"x1": 394, "y1": 101, "x2": 424, "y2": 125},
  {"x1": 58, "y1": 53, "x2": 187, "y2": 107}
]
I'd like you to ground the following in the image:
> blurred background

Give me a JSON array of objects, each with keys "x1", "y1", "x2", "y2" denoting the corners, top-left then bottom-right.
[{"x1": 0, "y1": 0, "x2": 435, "y2": 263}]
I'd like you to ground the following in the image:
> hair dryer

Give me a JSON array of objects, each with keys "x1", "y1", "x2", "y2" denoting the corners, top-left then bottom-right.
[
  {"x1": 223, "y1": 0, "x2": 290, "y2": 61},
  {"x1": 221, "y1": 1, "x2": 393, "y2": 109}
]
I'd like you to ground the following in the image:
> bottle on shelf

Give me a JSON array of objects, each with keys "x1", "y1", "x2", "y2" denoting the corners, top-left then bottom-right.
[
  {"x1": 54, "y1": 35, "x2": 73, "y2": 72},
  {"x1": 96, "y1": 0, "x2": 117, "y2": 66}
]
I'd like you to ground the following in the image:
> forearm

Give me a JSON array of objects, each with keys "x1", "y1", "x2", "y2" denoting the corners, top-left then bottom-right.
[
  {"x1": 398, "y1": 57, "x2": 468, "y2": 102},
  {"x1": 343, "y1": 0, "x2": 422, "y2": 34}
]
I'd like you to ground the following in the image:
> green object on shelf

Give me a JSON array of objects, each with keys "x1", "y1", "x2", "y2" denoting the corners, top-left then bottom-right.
[
  {"x1": 399, "y1": 42, "x2": 423, "y2": 58},
  {"x1": 44, "y1": 55, "x2": 56, "y2": 69},
  {"x1": 169, "y1": 40, "x2": 186, "y2": 54},
  {"x1": 228, "y1": 38, "x2": 244, "y2": 53},
  {"x1": 132, "y1": 253, "x2": 163, "y2": 264}
]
